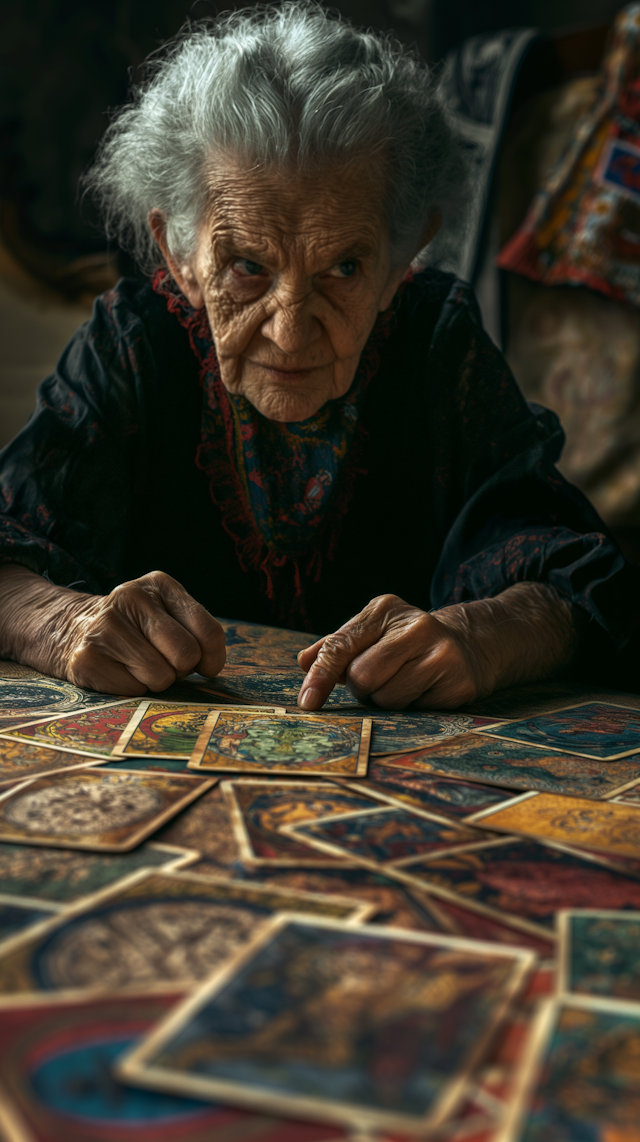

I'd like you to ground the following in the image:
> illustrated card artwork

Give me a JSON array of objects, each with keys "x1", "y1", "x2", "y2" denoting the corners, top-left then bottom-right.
[
  {"x1": 379, "y1": 732, "x2": 640, "y2": 799},
  {"x1": 557, "y1": 909, "x2": 640, "y2": 1002},
  {"x1": 0, "y1": 769, "x2": 215, "y2": 852},
  {"x1": 467, "y1": 791, "x2": 640, "y2": 861},
  {"x1": 246, "y1": 864, "x2": 455, "y2": 932},
  {"x1": 366, "y1": 712, "x2": 499, "y2": 755},
  {"x1": 0, "y1": 739, "x2": 105, "y2": 787},
  {"x1": 478, "y1": 701, "x2": 640, "y2": 760},
  {"x1": 0, "y1": 840, "x2": 198, "y2": 904},
  {"x1": 218, "y1": 617, "x2": 316, "y2": 670},
  {"x1": 281, "y1": 805, "x2": 483, "y2": 868},
  {"x1": 222, "y1": 778, "x2": 379, "y2": 866},
  {"x1": 338, "y1": 761, "x2": 516, "y2": 820},
  {"x1": 0, "y1": 868, "x2": 373, "y2": 996},
  {"x1": 399, "y1": 836, "x2": 640, "y2": 938},
  {"x1": 111, "y1": 700, "x2": 286, "y2": 759},
  {"x1": 0, "y1": 699, "x2": 139, "y2": 758},
  {"x1": 152, "y1": 784, "x2": 243, "y2": 874},
  {"x1": 194, "y1": 668, "x2": 356, "y2": 708},
  {"x1": 500, "y1": 995, "x2": 640, "y2": 1142},
  {"x1": 188, "y1": 711, "x2": 371, "y2": 777},
  {"x1": 117, "y1": 915, "x2": 534, "y2": 1134},
  {"x1": 0, "y1": 992, "x2": 346, "y2": 1142},
  {"x1": 0, "y1": 676, "x2": 120, "y2": 731}
]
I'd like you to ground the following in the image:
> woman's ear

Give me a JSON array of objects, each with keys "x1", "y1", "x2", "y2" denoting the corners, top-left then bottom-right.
[{"x1": 148, "y1": 209, "x2": 205, "y2": 309}]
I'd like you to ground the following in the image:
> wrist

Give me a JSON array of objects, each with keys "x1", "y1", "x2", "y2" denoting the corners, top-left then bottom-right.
[{"x1": 0, "y1": 564, "x2": 94, "y2": 677}]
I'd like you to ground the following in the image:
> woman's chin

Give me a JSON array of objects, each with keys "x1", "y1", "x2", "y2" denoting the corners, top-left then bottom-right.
[{"x1": 249, "y1": 388, "x2": 330, "y2": 423}]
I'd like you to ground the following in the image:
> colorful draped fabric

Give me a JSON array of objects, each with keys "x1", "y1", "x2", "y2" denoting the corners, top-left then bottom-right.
[
  {"x1": 151, "y1": 269, "x2": 398, "y2": 602},
  {"x1": 497, "y1": 4, "x2": 640, "y2": 307}
]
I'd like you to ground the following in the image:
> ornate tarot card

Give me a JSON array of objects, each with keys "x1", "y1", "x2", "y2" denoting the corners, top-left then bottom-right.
[
  {"x1": 0, "y1": 868, "x2": 374, "y2": 996},
  {"x1": 117, "y1": 914, "x2": 535, "y2": 1134},
  {"x1": 557, "y1": 908, "x2": 640, "y2": 1001},
  {"x1": 282, "y1": 804, "x2": 483, "y2": 869},
  {"x1": 217, "y1": 616, "x2": 317, "y2": 670},
  {"x1": 499, "y1": 994, "x2": 640, "y2": 1142},
  {"x1": 0, "y1": 740, "x2": 105, "y2": 786},
  {"x1": 0, "y1": 840, "x2": 198, "y2": 904},
  {"x1": 337, "y1": 762, "x2": 516, "y2": 820},
  {"x1": 193, "y1": 668, "x2": 356, "y2": 708},
  {"x1": 111, "y1": 700, "x2": 287, "y2": 759},
  {"x1": 379, "y1": 732, "x2": 640, "y2": 798},
  {"x1": 0, "y1": 699, "x2": 138, "y2": 759},
  {"x1": 466, "y1": 790, "x2": 640, "y2": 861},
  {"x1": 151, "y1": 784, "x2": 244, "y2": 873},
  {"x1": 397, "y1": 835, "x2": 640, "y2": 940},
  {"x1": 188, "y1": 710, "x2": 371, "y2": 777},
  {"x1": 0, "y1": 769, "x2": 215, "y2": 851},
  {"x1": 366, "y1": 712, "x2": 499, "y2": 755},
  {"x1": 0, "y1": 676, "x2": 120, "y2": 731},
  {"x1": 221, "y1": 778, "x2": 379, "y2": 866},
  {"x1": 477, "y1": 701, "x2": 640, "y2": 760},
  {"x1": 244, "y1": 864, "x2": 455, "y2": 932},
  {"x1": 0, "y1": 894, "x2": 60, "y2": 950},
  {"x1": 0, "y1": 991, "x2": 344, "y2": 1142}
]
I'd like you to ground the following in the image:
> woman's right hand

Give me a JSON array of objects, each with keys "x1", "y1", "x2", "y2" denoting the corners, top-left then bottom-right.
[{"x1": 0, "y1": 565, "x2": 226, "y2": 694}]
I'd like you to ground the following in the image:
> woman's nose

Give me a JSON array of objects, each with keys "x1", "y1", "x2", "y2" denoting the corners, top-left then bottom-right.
[{"x1": 261, "y1": 295, "x2": 321, "y2": 355}]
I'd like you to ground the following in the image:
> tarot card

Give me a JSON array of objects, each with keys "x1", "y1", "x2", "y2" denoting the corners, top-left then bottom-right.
[
  {"x1": 0, "y1": 676, "x2": 119, "y2": 731},
  {"x1": 152, "y1": 783, "x2": 244, "y2": 874},
  {"x1": 0, "y1": 991, "x2": 348, "y2": 1142},
  {"x1": 118, "y1": 914, "x2": 535, "y2": 1134},
  {"x1": 367, "y1": 712, "x2": 499, "y2": 755},
  {"x1": 0, "y1": 867, "x2": 374, "y2": 996},
  {"x1": 499, "y1": 995, "x2": 640, "y2": 1142},
  {"x1": 194, "y1": 668, "x2": 356, "y2": 708},
  {"x1": 557, "y1": 908, "x2": 640, "y2": 1001},
  {"x1": 612, "y1": 779, "x2": 640, "y2": 804},
  {"x1": 222, "y1": 778, "x2": 379, "y2": 866},
  {"x1": 0, "y1": 840, "x2": 197, "y2": 903},
  {"x1": 219, "y1": 616, "x2": 316, "y2": 670},
  {"x1": 0, "y1": 739, "x2": 107, "y2": 786},
  {"x1": 188, "y1": 710, "x2": 371, "y2": 777},
  {"x1": 0, "y1": 768, "x2": 215, "y2": 851},
  {"x1": 111, "y1": 699, "x2": 287, "y2": 759},
  {"x1": 397, "y1": 835, "x2": 640, "y2": 940},
  {"x1": 380, "y1": 732, "x2": 640, "y2": 799},
  {"x1": 467, "y1": 790, "x2": 640, "y2": 861},
  {"x1": 243, "y1": 865, "x2": 455, "y2": 933},
  {"x1": 0, "y1": 894, "x2": 60, "y2": 949},
  {"x1": 337, "y1": 763, "x2": 516, "y2": 821},
  {"x1": 281, "y1": 805, "x2": 483, "y2": 869},
  {"x1": 478, "y1": 701, "x2": 640, "y2": 760},
  {"x1": 0, "y1": 698, "x2": 139, "y2": 758}
]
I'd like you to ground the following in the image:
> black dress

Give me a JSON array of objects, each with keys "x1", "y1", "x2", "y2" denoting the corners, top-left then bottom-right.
[{"x1": 0, "y1": 268, "x2": 637, "y2": 681}]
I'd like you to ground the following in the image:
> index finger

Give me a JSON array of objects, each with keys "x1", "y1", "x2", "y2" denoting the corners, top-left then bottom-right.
[{"x1": 297, "y1": 613, "x2": 382, "y2": 710}]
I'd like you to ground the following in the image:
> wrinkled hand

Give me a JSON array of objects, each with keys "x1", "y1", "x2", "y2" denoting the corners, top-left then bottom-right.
[
  {"x1": 0, "y1": 567, "x2": 226, "y2": 695},
  {"x1": 297, "y1": 595, "x2": 486, "y2": 711}
]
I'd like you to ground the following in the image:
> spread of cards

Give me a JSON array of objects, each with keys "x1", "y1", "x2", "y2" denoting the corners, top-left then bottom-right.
[{"x1": 1, "y1": 619, "x2": 640, "y2": 1141}]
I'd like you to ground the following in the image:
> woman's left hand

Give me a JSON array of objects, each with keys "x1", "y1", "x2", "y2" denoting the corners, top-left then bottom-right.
[{"x1": 296, "y1": 587, "x2": 578, "y2": 710}]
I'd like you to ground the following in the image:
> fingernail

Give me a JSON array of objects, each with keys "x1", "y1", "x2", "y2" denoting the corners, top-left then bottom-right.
[{"x1": 299, "y1": 687, "x2": 320, "y2": 710}]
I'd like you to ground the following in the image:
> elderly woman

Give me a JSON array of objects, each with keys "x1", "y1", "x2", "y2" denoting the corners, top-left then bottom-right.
[{"x1": 0, "y1": 3, "x2": 636, "y2": 710}]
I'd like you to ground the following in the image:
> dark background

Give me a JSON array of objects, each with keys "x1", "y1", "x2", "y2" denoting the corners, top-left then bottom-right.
[{"x1": 0, "y1": 0, "x2": 627, "y2": 258}]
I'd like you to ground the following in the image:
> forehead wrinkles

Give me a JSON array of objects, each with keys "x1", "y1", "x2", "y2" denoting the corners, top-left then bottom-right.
[{"x1": 204, "y1": 164, "x2": 386, "y2": 270}]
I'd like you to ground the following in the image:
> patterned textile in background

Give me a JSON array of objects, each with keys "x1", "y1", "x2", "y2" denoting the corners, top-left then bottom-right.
[
  {"x1": 151, "y1": 269, "x2": 396, "y2": 595},
  {"x1": 497, "y1": 4, "x2": 640, "y2": 307}
]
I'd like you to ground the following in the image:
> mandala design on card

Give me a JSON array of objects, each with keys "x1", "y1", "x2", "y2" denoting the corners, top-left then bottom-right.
[
  {"x1": 211, "y1": 716, "x2": 360, "y2": 767},
  {"x1": 1, "y1": 781, "x2": 164, "y2": 834}
]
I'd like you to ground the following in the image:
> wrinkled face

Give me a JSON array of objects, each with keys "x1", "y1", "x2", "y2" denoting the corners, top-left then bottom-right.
[{"x1": 157, "y1": 157, "x2": 409, "y2": 421}]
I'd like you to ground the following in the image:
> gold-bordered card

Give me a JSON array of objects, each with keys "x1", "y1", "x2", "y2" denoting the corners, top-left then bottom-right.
[{"x1": 111, "y1": 701, "x2": 287, "y2": 760}]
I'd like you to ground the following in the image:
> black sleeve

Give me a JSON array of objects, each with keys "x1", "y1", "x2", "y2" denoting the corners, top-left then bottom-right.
[
  {"x1": 0, "y1": 283, "x2": 157, "y2": 592},
  {"x1": 420, "y1": 276, "x2": 640, "y2": 684}
]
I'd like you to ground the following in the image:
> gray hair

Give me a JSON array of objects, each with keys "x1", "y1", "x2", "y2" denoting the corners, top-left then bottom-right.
[{"x1": 85, "y1": 1, "x2": 469, "y2": 274}]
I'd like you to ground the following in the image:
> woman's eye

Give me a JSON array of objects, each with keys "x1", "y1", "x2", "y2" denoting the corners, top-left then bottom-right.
[
  {"x1": 328, "y1": 260, "x2": 358, "y2": 278},
  {"x1": 234, "y1": 259, "x2": 265, "y2": 276}
]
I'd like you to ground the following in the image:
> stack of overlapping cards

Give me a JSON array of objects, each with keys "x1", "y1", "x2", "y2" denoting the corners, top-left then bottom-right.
[{"x1": 1, "y1": 622, "x2": 640, "y2": 1139}]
